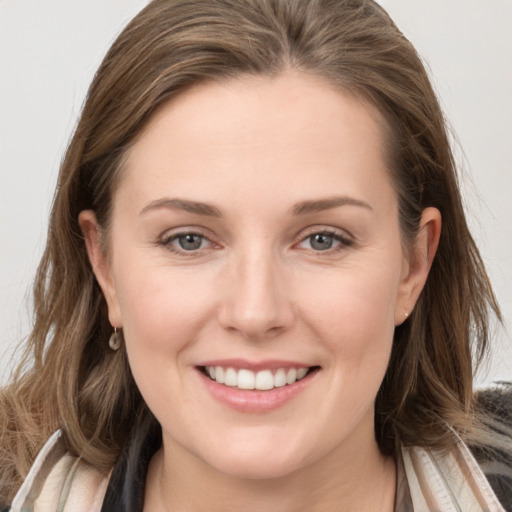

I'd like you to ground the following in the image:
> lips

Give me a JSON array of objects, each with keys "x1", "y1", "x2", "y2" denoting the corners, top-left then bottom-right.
[
  {"x1": 197, "y1": 362, "x2": 319, "y2": 412},
  {"x1": 201, "y1": 365, "x2": 312, "y2": 391},
  {"x1": 195, "y1": 359, "x2": 320, "y2": 412}
]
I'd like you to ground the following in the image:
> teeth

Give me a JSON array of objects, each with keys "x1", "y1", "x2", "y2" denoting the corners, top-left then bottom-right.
[
  {"x1": 204, "y1": 366, "x2": 312, "y2": 390},
  {"x1": 224, "y1": 368, "x2": 237, "y2": 387},
  {"x1": 255, "y1": 370, "x2": 274, "y2": 390},
  {"x1": 216, "y1": 367, "x2": 225, "y2": 384},
  {"x1": 297, "y1": 368, "x2": 308, "y2": 380},
  {"x1": 274, "y1": 368, "x2": 287, "y2": 388},
  {"x1": 286, "y1": 368, "x2": 297, "y2": 385},
  {"x1": 237, "y1": 369, "x2": 255, "y2": 390}
]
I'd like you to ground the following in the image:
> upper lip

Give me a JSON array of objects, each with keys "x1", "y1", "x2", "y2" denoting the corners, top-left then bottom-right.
[{"x1": 196, "y1": 359, "x2": 314, "y2": 371}]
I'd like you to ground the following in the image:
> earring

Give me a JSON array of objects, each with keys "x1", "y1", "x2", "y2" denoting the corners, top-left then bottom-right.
[
  {"x1": 109, "y1": 327, "x2": 121, "y2": 351},
  {"x1": 404, "y1": 311, "x2": 409, "y2": 319}
]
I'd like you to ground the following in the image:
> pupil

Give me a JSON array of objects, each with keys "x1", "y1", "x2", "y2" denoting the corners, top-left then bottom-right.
[
  {"x1": 179, "y1": 234, "x2": 202, "y2": 250},
  {"x1": 311, "y1": 234, "x2": 333, "y2": 250}
]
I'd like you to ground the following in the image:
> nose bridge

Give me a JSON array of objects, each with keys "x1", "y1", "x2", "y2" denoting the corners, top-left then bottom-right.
[{"x1": 218, "y1": 240, "x2": 294, "y2": 338}]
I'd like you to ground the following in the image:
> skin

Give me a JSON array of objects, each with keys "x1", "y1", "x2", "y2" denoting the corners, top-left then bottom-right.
[{"x1": 80, "y1": 71, "x2": 441, "y2": 512}]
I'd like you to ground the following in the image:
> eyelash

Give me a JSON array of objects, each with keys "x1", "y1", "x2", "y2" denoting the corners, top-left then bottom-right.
[
  {"x1": 159, "y1": 229, "x2": 214, "y2": 255},
  {"x1": 295, "y1": 228, "x2": 353, "y2": 254},
  {"x1": 158, "y1": 227, "x2": 353, "y2": 256}
]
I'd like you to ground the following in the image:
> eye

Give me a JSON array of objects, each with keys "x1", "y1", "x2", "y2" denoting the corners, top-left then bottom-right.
[
  {"x1": 298, "y1": 230, "x2": 352, "y2": 252},
  {"x1": 160, "y1": 231, "x2": 213, "y2": 253},
  {"x1": 308, "y1": 233, "x2": 335, "y2": 251},
  {"x1": 176, "y1": 233, "x2": 204, "y2": 251}
]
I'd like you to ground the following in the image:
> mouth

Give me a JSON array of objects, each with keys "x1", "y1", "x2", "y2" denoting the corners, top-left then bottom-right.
[{"x1": 198, "y1": 365, "x2": 321, "y2": 391}]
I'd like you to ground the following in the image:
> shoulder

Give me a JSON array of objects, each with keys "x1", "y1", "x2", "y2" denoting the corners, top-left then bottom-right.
[
  {"x1": 475, "y1": 381, "x2": 512, "y2": 420},
  {"x1": 472, "y1": 382, "x2": 512, "y2": 512},
  {"x1": 10, "y1": 431, "x2": 110, "y2": 512}
]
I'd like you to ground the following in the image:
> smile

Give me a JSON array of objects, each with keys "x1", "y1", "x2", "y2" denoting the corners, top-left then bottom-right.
[
  {"x1": 201, "y1": 366, "x2": 315, "y2": 391},
  {"x1": 196, "y1": 362, "x2": 321, "y2": 412}
]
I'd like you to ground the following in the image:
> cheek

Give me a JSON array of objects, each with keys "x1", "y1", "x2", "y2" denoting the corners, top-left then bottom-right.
[
  {"x1": 111, "y1": 264, "x2": 221, "y2": 422},
  {"x1": 112, "y1": 261, "x2": 217, "y2": 359},
  {"x1": 298, "y1": 262, "x2": 401, "y2": 366}
]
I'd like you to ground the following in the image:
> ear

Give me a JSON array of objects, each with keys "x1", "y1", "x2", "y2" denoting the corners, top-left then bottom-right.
[
  {"x1": 79, "y1": 210, "x2": 122, "y2": 328},
  {"x1": 395, "y1": 207, "x2": 441, "y2": 325}
]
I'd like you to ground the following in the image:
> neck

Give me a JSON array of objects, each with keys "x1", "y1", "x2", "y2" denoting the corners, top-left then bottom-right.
[{"x1": 144, "y1": 427, "x2": 396, "y2": 512}]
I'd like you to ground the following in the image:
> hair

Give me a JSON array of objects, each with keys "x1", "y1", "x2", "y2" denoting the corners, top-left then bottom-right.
[{"x1": 1, "y1": 0, "x2": 508, "y2": 504}]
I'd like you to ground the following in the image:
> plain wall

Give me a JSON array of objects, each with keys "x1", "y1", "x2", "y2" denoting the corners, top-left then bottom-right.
[{"x1": 1, "y1": 0, "x2": 511, "y2": 385}]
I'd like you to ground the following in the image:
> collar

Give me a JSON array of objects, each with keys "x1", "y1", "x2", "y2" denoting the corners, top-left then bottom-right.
[
  {"x1": 399, "y1": 440, "x2": 506, "y2": 511},
  {"x1": 11, "y1": 427, "x2": 506, "y2": 512}
]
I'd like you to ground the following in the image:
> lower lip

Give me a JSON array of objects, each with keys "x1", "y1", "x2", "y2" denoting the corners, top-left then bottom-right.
[{"x1": 198, "y1": 369, "x2": 318, "y2": 413}]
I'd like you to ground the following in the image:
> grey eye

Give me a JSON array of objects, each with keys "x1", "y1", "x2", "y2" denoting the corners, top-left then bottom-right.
[
  {"x1": 309, "y1": 233, "x2": 334, "y2": 251},
  {"x1": 177, "y1": 234, "x2": 204, "y2": 251}
]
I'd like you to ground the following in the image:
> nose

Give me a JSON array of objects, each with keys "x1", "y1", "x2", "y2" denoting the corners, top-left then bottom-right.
[{"x1": 217, "y1": 247, "x2": 296, "y2": 340}]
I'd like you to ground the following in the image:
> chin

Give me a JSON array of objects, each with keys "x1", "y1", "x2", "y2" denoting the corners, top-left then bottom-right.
[
  {"x1": 211, "y1": 451, "x2": 305, "y2": 481},
  {"x1": 192, "y1": 430, "x2": 314, "y2": 481}
]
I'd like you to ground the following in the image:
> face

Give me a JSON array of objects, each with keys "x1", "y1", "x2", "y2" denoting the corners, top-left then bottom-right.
[{"x1": 81, "y1": 72, "x2": 437, "y2": 480}]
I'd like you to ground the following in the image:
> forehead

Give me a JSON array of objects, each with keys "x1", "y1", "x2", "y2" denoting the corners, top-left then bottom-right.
[{"x1": 118, "y1": 71, "x2": 394, "y2": 213}]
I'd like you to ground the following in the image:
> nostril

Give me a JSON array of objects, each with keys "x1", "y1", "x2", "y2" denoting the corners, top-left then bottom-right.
[{"x1": 217, "y1": 274, "x2": 296, "y2": 338}]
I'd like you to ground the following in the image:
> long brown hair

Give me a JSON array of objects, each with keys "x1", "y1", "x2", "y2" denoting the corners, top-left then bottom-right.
[{"x1": 0, "y1": 0, "x2": 505, "y2": 503}]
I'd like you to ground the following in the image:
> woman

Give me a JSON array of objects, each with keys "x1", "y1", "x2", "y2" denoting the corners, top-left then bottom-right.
[{"x1": 1, "y1": 0, "x2": 510, "y2": 510}]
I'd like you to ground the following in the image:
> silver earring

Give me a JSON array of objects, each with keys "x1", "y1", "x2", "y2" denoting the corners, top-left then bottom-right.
[
  {"x1": 404, "y1": 311, "x2": 409, "y2": 319},
  {"x1": 109, "y1": 328, "x2": 121, "y2": 351}
]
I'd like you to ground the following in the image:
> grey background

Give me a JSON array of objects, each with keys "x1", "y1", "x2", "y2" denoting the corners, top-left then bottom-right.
[{"x1": 1, "y1": 0, "x2": 511, "y2": 385}]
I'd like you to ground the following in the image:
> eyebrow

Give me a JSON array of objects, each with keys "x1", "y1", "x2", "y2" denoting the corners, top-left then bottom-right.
[
  {"x1": 140, "y1": 198, "x2": 222, "y2": 217},
  {"x1": 289, "y1": 196, "x2": 373, "y2": 215},
  {"x1": 140, "y1": 195, "x2": 372, "y2": 218}
]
